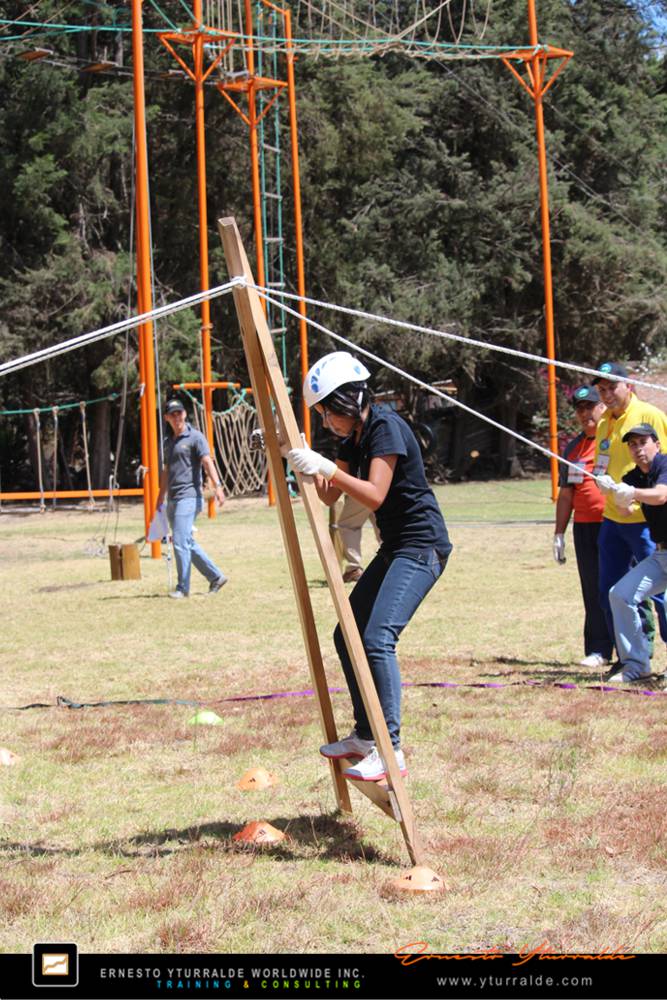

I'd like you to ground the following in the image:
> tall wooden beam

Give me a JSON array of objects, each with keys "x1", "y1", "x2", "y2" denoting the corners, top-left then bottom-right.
[{"x1": 218, "y1": 216, "x2": 423, "y2": 865}]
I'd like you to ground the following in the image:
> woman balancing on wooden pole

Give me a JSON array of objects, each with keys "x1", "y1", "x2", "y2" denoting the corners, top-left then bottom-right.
[{"x1": 289, "y1": 351, "x2": 452, "y2": 782}]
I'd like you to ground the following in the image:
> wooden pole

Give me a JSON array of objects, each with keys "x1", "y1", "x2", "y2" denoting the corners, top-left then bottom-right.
[
  {"x1": 218, "y1": 217, "x2": 351, "y2": 816},
  {"x1": 219, "y1": 216, "x2": 423, "y2": 865}
]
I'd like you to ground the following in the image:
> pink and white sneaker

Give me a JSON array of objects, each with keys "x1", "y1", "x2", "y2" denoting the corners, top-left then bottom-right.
[
  {"x1": 319, "y1": 730, "x2": 375, "y2": 760},
  {"x1": 343, "y1": 747, "x2": 407, "y2": 782}
]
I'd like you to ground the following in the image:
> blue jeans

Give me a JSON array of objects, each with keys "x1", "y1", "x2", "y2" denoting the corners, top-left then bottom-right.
[
  {"x1": 609, "y1": 550, "x2": 667, "y2": 679},
  {"x1": 333, "y1": 547, "x2": 448, "y2": 748},
  {"x1": 167, "y1": 496, "x2": 222, "y2": 595},
  {"x1": 573, "y1": 521, "x2": 613, "y2": 659},
  {"x1": 597, "y1": 518, "x2": 667, "y2": 650}
]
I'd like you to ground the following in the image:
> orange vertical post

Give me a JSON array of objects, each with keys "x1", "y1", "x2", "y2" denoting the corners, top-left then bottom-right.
[
  {"x1": 527, "y1": 0, "x2": 559, "y2": 501},
  {"x1": 131, "y1": 0, "x2": 161, "y2": 557},
  {"x1": 193, "y1": 0, "x2": 217, "y2": 517},
  {"x1": 502, "y1": 5, "x2": 572, "y2": 502},
  {"x1": 284, "y1": 9, "x2": 310, "y2": 445},
  {"x1": 245, "y1": 0, "x2": 277, "y2": 505},
  {"x1": 244, "y1": 0, "x2": 266, "y2": 294}
]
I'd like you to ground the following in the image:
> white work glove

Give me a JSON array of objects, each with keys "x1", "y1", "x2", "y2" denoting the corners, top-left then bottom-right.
[
  {"x1": 288, "y1": 444, "x2": 337, "y2": 480},
  {"x1": 613, "y1": 482, "x2": 636, "y2": 506},
  {"x1": 553, "y1": 533, "x2": 566, "y2": 564},
  {"x1": 596, "y1": 474, "x2": 617, "y2": 495},
  {"x1": 613, "y1": 481, "x2": 636, "y2": 515}
]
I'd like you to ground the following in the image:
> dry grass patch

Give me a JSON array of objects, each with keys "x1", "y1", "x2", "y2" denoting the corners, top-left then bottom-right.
[{"x1": 2, "y1": 487, "x2": 667, "y2": 953}]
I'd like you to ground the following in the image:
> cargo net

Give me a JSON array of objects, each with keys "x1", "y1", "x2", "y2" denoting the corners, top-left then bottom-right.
[
  {"x1": 203, "y1": 0, "x2": 505, "y2": 65},
  {"x1": 188, "y1": 389, "x2": 267, "y2": 497}
]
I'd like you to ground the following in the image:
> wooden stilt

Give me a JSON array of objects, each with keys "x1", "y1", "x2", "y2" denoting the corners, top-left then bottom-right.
[{"x1": 218, "y1": 217, "x2": 423, "y2": 866}]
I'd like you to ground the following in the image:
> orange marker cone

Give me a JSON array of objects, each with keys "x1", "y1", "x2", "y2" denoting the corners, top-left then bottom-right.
[
  {"x1": 389, "y1": 866, "x2": 446, "y2": 894},
  {"x1": 0, "y1": 747, "x2": 19, "y2": 766},
  {"x1": 233, "y1": 821, "x2": 286, "y2": 845},
  {"x1": 236, "y1": 767, "x2": 280, "y2": 791}
]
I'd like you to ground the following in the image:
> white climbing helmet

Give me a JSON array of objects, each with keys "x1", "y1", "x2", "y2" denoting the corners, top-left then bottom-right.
[{"x1": 303, "y1": 351, "x2": 371, "y2": 408}]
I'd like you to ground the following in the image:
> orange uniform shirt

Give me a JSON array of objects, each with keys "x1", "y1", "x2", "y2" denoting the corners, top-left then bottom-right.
[{"x1": 559, "y1": 433, "x2": 605, "y2": 523}]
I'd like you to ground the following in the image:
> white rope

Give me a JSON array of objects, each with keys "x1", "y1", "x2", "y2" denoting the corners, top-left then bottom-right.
[
  {"x1": 248, "y1": 283, "x2": 667, "y2": 397},
  {"x1": 79, "y1": 401, "x2": 95, "y2": 509},
  {"x1": 254, "y1": 286, "x2": 620, "y2": 485},
  {"x1": 33, "y1": 409, "x2": 45, "y2": 512},
  {"x1": 51, "y1": 406, "x2": 59, "y2": 508},
  {"x1": 0, "y1": 277, "x2": 245, "y2": 379}
]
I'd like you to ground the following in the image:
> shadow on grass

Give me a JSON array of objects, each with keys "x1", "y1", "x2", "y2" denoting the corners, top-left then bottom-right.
[
  {"x1": 99, "y1": 594, "x2": 167, "y2": 601},
  {"x1": 36, "y1": 581, "x2": 103, "y2": 594},
  {"x1": 484, "y1": 656, "x2": 576, "y2": 670},
  {"x1": 118, "y1": 813, "x2": 395, "y2": 864},
  {"x1": 476, "y1": 656, "x2": 610, "y2": 681},
  {"x1": 0, "y1": 814, "x2": 396, "y2": 866}
]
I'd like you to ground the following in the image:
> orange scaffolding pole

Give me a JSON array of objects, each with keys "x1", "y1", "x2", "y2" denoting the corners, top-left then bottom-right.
[
  {"x1": 284, "y1": 8, "x2": 310, "y2": 445},
  {"x1": 0, "y1": 489, "x2": 144, "y2": 502},
  {"x1": 193, "y1": 0, "x2": 217, "y2": 518},
  {"x1": 131, "y1": 0, "x2": 161, "y2": 556},
  {"x1": 502, "y1": 3, "x2": 572, "y2": 501}
]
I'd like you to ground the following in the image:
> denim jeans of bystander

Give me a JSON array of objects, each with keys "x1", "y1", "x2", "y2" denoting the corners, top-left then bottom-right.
[{"x1": 167, "y1": 495, "x2": 223, "y2": 595}]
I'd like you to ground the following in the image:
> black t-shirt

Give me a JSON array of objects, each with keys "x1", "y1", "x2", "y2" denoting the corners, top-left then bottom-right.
[
  {"x1": 623, "y1": 453, "x2": 667, "y2": 545},
  {"x1": 337, "y1": 405, "x2": 452, "y2": 557}
]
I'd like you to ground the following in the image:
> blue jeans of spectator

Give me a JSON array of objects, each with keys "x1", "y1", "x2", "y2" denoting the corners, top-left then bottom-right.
[
  {"x1": 333, "y1": 547, "x2": 448, "y2": 749},
  {"x1": 168, "y1": 495, "x2": 222, "y2": 595},
  {"x1": 609, "y1": 550, "x2": 667, "y2": 679},
  {"x1": 597, "y1": 518, "x2": 667, "y2": 652},
  {"x1": 573, "y1": 522, "x2": 614, "y2": 660}
]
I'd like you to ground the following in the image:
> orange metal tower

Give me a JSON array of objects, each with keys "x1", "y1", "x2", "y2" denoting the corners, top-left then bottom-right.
[
  {"x1": 156, "y1": 0, "x2": 311, "y2": 494},
  {"x1": 131, "y1": 0, "x2": 161, "y2": 555},
  {"x1": 502, "y1": 1, "x2": 572, "y2": 500}
]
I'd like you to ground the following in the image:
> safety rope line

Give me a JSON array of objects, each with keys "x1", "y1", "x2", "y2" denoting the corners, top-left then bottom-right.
[
  {"x1": 0, "y1": 277, "x2": 244, "y2": 379},
  {"x1": 79, "y1": 402, "x2": 95, "y2": 509},
  {"x1": 51, "y1": 406, "x2": 59, "y2": 508},
  {"x1": 1, "y1": 674, "x2": 663, "y2": 713},
  {"x1": 33, "y1": 409, "x2": 45, "y2": 512},
  {"x1": 1, "y1": 392, "x2": 121, "y2": 416},
  {"x1": 248, "y1": 283, "x2": 667, "y2": 398},
  {"x1": 254, "y1": 286, "x2": 609, "y2": 485},
  {"x1": 0, "y1": 18, "x2": 547, "y2": 56}
]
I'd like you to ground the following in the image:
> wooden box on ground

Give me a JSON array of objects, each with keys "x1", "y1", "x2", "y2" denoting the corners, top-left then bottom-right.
[{"x1": 108, "y1": 543, "x2": 141, "y2": 580}]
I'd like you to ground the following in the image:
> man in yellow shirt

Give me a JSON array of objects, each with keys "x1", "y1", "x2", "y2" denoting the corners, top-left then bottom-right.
[{"x1": 593, "y1": 362, "x2": 667, "y2": 660}]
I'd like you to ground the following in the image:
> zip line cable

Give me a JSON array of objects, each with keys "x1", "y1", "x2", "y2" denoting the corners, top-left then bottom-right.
[
  {"x1": 2, "y1": 273, "x2": 665, "y2": 488},
  {"x1": 247, "y1": 283, "x2": 667, "y2": 397},
  {"x1": 251, "y1": 283, "x2": 663, "y2": 485},
  {"x1": 0, "y1": 278, "x2": 244, "y2": 378}
]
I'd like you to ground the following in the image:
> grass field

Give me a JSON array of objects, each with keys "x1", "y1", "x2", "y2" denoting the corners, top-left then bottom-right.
[{"x1": 1, "y1": 478, "x2": 665, "y2": 955}]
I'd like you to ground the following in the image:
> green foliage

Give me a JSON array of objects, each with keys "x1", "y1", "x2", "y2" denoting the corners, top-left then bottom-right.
[{"x1": 0, "y1": 0, "x2": 665, "y2": 486}]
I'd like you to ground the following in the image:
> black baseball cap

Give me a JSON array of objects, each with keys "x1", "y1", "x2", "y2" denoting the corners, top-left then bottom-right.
[
  {"x1": 592, "y1": 362, "x2": 630, "y2": 384},
  {"x1": 164, "y1": 398, "x2": 186, "y2": 414},
  {"x1": 622, "y1": 423, "x2": 658, "y2": 443},
  {"x1": 571, "y1": 385, "x2": 601, "y2": 406}
]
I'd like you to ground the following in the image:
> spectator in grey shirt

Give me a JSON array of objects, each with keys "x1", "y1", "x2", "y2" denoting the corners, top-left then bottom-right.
[{"x1": 155, "y1": 398, "x2": 227, "y2": 598}]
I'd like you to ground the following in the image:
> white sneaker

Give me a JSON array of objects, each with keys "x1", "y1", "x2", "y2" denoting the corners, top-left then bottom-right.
[
  {"x1": 606, "y1": 667, "x2": 651, "y2": 684},
  {"x1": 320, "y1": 730, "x2": 375, "y2": 760},
  {"x1": 580, "y1": 653, "x2": 609, "y2": 669},
  {"x1": 168, "y1": 589, "x2": 187, "y2": 599},
  {"x1": 343, "y1": 746, "x2": 407, "y2": 782}
]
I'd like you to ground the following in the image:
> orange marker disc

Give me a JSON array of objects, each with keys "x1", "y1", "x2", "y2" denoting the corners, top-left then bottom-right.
[
  {"x1": 236, "y1": 767, "x2": 280, "y2": 791},
  {"x1": 389, "y1": 865, "x2": 446, "y2": 894},
  {"x1": 232, "y1": 821, "x2": 286, "y2": 845}
]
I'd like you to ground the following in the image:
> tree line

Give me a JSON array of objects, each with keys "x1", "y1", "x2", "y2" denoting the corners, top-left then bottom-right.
[{"x1": 0, "y1": 0, "x2": 665, "y2": 492}]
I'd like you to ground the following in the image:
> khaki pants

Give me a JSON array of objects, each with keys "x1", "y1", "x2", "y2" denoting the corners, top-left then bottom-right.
[{"x1": 335, "y1": 495, "x2": 380, "y2": 571}]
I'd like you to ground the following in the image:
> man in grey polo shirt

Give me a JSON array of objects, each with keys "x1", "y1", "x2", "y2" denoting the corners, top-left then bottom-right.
[{"x1": 155, "y1": 398, "x2": 227, "y2": 598}]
